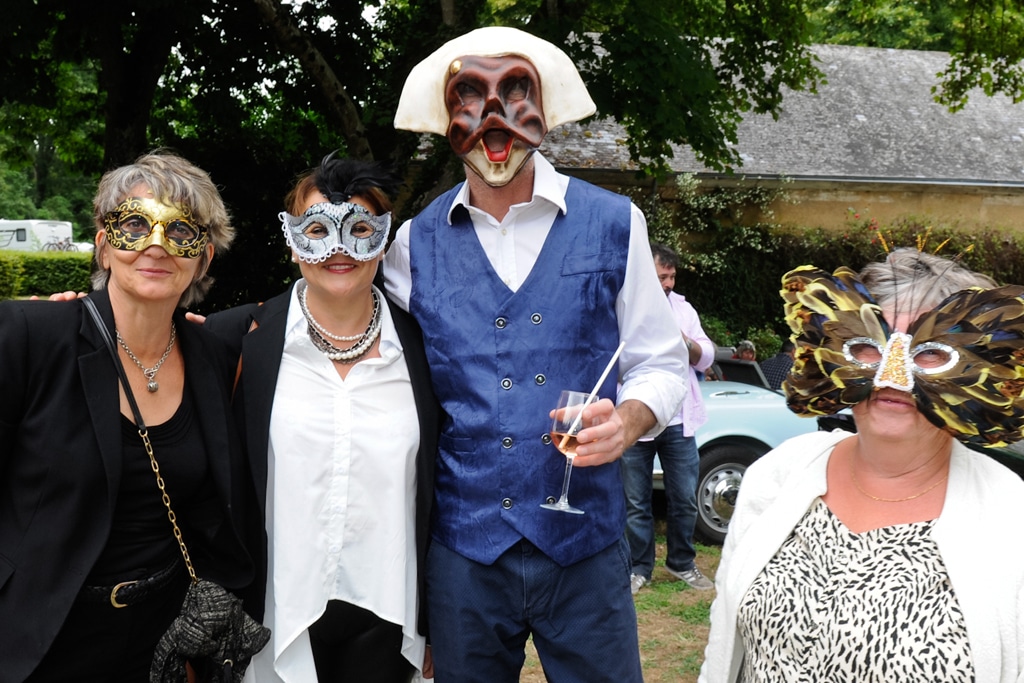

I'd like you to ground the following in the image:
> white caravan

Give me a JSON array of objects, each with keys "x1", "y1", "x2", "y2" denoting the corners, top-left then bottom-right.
[{"x1": 0, "y1": 219, "x2": 93, "y2": 252}]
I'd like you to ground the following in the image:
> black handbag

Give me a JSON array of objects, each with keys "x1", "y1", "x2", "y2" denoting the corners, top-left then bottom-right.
[{"x1": 83, "y1": 298, "x2": 270, "y2": 683}]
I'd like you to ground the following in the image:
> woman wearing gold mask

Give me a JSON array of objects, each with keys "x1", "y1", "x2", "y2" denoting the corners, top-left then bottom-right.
[{"x1": 0, "y1": 152, "x2": 258, "y2": 681}]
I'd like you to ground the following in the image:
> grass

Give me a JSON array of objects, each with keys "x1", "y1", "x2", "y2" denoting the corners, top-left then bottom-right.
[{"x1": 519, "y1": 519, "x2": 721, "y2": 682}]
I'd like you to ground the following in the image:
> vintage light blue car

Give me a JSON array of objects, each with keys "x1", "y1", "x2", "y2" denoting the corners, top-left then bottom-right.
[
  {"x1": 653, "y1": 380, "x2": 819, "y2": 545},
  {"x1": 654, "y1": 360, "x2": 1024, "y2": 545}
]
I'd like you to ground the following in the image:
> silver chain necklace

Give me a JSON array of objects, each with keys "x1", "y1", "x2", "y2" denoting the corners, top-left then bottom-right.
[
  {"x1": 116, "y1": 323, "x2": 177, "y2": 392},
  {"x1": 299, "y1": 282, "x2": 382, "y2": 364}
]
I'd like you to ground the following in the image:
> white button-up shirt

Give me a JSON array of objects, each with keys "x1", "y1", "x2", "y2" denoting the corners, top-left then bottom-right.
[{"x1": 245, "y1": 283, "x2": 424, "y2": 682}]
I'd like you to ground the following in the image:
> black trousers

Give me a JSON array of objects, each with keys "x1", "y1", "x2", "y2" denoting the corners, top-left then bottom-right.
[
  {"x1": 308, "y1": 600, "x2": 415, "y2": 683},
  {"x1": 25, "y1": 573, "x2": 189, "y2": 683}
]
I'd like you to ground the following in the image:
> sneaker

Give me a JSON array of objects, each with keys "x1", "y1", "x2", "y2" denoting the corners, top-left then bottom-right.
[
  {"x1": 629, "y1": 573, "x2": 648, "y2": 595},
  {"x1": 665, "y1": 565, "x2": 714, "y2": 590}
]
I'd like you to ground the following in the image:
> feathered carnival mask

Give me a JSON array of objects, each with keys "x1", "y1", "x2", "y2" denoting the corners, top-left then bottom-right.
[{"x1": 781, "y1": 265, "x2": 1024, "y2": 447}]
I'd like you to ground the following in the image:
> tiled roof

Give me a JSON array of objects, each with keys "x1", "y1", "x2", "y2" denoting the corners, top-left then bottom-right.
[{"x1": 540, "y1": 44, "x2": 1024, "y2": 185}]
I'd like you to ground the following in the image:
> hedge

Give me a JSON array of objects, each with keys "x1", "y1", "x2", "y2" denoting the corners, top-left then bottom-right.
[
  {"x1": 0, "y1": 250, "x2": 92, "y2": 299},
  {"x1": 629, "y1": 178, "x2": 1024, "y2": 360}
]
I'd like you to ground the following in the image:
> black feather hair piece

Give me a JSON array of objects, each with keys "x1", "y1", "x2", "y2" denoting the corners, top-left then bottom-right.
[{"x1": 315, "y1": 150, "x2": 402, "y2": 204}]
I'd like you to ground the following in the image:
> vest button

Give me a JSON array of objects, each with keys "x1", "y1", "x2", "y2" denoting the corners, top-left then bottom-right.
[
  {"x1": 495, "y1": 317, "x2": 507, "y2": 329},
  {"x1": 531, "y1": 313, "x2": 542, "y2": 324},
  {"x1": 545, "y1": 496, "x2": 556, "y2": 505},
  {"x1": 541, "y1": 434, "x2": 552, "y2": 445},
  {"x1": 501, "y1": 437, "x2": 513, "y2": 448},
  {"x1": 534, "y1": 374, "x2": 546, "y2": 385},
  {"x1": 502, "y1": 498, "x2": 513, "y2": 509},
  {"x1": 501, "y1": 378, "x2": 513, "y2": 390}
]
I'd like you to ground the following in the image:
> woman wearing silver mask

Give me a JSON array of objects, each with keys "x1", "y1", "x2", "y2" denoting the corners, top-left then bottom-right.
[{"x1": 203, "y1": 154, "x2": 439, "y2": 682}]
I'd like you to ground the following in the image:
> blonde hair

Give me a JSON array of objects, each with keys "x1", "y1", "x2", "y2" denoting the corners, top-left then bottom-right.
[
  {"x1": 859, "y1": 248, "x2": 997, "y2": 313},
  {"x1": 91, "y1": 151, "x2": 234, "y2": 307}
]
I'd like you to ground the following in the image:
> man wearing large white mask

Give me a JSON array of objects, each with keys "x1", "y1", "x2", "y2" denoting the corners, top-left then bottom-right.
[{"x1": 386, "y1": 27, "x2": 686, "y2": 681}]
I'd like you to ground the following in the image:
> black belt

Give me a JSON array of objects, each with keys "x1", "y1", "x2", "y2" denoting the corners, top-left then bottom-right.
[{"x1": 78, "y1": 560, "x2": 184, "y2": 609}]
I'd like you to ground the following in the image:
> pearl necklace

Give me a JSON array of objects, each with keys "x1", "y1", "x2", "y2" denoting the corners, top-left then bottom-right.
[
  {"x1": 300, "y1": 284, "x2": 367, "y2": 342},
  {"x1": 299, "y1": 283, "x2": 382, "y2": 364},
  {"x1": 116, "y1": 323, "x2": 177, "y2": 392}
]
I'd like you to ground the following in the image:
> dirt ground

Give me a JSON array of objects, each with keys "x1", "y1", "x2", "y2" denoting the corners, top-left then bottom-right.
[{"x1": 519, "y1": 530, "x2": 721, "y2": 682}]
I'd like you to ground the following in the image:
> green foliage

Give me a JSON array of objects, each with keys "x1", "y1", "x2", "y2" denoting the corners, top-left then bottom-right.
[
  {"x1": 699, "y1": 315, "x2": 782, "y2": 361},
  {"x1": 2, "y1": 0, "x2": 1021, "y2": 310},
  {"x1": 627, "y1": 177, "x2": 686, "y2": 252},
  {"x1": 631, "y1": 176, "x2": 1024, "y2": 349},
  {"x1": 745, "y1": 326, "x2": 784, "y2": 361},
  {"x1": 626, "y1": 176, "x2": 792, "y2": 337},
  {"x1": 561, "y1": 0, "x2": 820, "y2": 175},
  {"x1": 780, "y1": 216, "x2": 1024, "y2": 287},
  {"x1": 0, "y1": 134, "x2": 99, "y2": 238},
  {"x1": 0, "y1": 163, "x2": 37, "y2": 219},
  {"x1": 0, "y1": 250, "x2": 92, "y2": 299},
  {"x1": 806, "y1": 0, "x2": 952, "y2": 50},
  {"x1": 0, "y1": 252, "x2": 24, "y2": 299},
  {"x1": 698, "y1": 314, "x2": 739, "y2": 349},
  {"x1": 934, "y1": 2, "x2": 1024, "y2": 110},
  {"x1": 805, "y1": 0, "x2": 1024, "y2": 108}
]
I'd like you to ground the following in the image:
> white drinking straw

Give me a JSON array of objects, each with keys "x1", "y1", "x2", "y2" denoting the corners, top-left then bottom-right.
[{"x1": 561, "y1": 340, "x2": 627, "y2": 448}]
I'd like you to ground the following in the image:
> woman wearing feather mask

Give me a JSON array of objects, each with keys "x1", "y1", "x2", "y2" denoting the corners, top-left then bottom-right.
[
  {"x1": 700, "y1": 248, "x2": 1024, "y2": 683},
  {"x1": 202, "y1": 154, "x2": 439, "y2": 682}
]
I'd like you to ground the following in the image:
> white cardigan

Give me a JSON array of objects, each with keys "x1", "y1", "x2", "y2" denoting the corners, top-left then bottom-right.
[{"x1": 699, "y1": 430, "x2": 1024, "y2": 683}]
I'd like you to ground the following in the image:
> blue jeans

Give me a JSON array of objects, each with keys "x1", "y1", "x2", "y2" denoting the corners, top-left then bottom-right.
[
  {"x1": 426, "y1": 538, "x2": 642, "y2": 683},
  {"x1": 620, "y1": 424, "x2": 699, "y2": 579}
]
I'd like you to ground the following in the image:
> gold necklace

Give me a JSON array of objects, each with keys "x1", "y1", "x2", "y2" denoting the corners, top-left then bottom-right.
[{"x1": 850, "y1": 468, "x2": 948, "y2": 502}]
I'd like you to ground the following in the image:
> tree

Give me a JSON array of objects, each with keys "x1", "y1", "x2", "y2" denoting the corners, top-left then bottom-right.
[
  {"x1": 2, "y1": 0, "x2": 1020, "y2": 306},
  {"x1": 936, "y1": 0, "x2": 1024, "y2": 110},
  {"x1": 0, "y1": 0, "x2": 214, "y2": 169},
  {"x1": 250, "y1": 0, "x2": 373, "y2": 160},
  {"x1": 805, "y1": 0, "x2": 1024, "y2": 109},
  {"x1": 1, "y1": 0, "x2": 822, "y2": 174}
]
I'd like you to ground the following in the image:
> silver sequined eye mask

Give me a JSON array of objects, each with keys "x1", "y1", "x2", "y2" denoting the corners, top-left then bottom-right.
[{"x1": 280, "y1": 201, "x2": 390, "y2": 263}]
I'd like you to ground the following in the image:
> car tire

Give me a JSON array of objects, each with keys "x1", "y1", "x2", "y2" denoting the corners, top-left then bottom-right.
[{"x1": 694, "y1": 443, "x2": 764, "y2": 545}]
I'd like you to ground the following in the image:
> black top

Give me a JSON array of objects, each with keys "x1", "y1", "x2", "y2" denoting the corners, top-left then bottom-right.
[
  {"x1": 0, "y1": 290, "x2": 255, "y2": 682},
  {"x1": 89, "y1": 392, "x2": 215, "y2": 582}
]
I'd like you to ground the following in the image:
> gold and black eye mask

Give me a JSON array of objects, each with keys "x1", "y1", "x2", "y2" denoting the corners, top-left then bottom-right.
[{"x1": 104, "y1": 197, "x2": 210, "y2": 258}]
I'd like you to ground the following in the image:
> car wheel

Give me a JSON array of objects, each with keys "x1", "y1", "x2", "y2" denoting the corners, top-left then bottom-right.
[{"x1": 695, "y1": 443, "x2": 763, "y2": 545}]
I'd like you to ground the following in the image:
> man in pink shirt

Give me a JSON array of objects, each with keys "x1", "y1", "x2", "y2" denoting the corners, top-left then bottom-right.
[{"x1": 622, "y1": 243, "x2": 716, "y2": 593}]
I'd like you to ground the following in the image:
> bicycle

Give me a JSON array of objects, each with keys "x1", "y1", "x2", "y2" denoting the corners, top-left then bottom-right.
[{"x1": 42, "y1": 237, "x2": 79, "y2": 252}]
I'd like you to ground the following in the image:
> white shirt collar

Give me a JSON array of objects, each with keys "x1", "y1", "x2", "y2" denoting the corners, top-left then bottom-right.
[{"x1": 444, "y1": 153, "x2": 569, "y2": 224}]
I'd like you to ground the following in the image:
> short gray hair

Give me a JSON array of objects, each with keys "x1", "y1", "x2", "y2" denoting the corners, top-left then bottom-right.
[
  {"x1": 859, "y1": 247, "x2": 997, "y2": 313},
  {"x1": 91, "y1": 151, "x2": 234, "y2": 307}
]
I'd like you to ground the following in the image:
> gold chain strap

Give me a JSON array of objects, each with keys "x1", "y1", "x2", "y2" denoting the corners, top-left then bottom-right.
[{"x1": 139, "y1": 427, "x2": 199, "y2": 585}]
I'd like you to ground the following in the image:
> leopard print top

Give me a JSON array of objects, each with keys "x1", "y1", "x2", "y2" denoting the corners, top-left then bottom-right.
[{"x1": 736, "y1": 498, "x2": 974, "y2": 682}]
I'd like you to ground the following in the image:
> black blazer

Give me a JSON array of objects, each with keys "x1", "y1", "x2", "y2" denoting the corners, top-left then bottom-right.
[
  {"x1": 0, "y1": 290, "x2": 253, "y2": 683},
  {"x1": 204, "y1": 281, "x2": 440, "y2": 636}
]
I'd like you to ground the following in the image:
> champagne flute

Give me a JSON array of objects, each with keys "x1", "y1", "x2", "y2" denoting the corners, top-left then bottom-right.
[
  {"x1": 539, "y1": 341, "x2": 627, "y2": 515},
  {"x1": 541, "y1": 390, "x2": 589, "y2": 514}
]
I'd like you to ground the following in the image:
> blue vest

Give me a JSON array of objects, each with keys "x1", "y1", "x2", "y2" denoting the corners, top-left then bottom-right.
[{"x1": 410, "y1": 177, "x2": 630, "y2": 566}]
